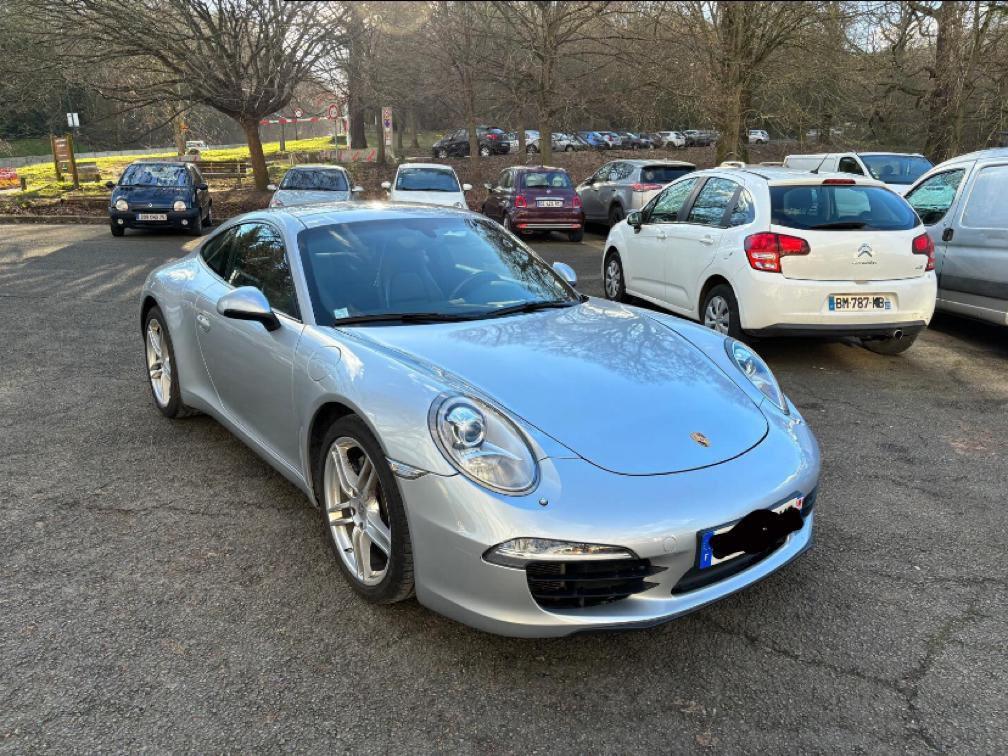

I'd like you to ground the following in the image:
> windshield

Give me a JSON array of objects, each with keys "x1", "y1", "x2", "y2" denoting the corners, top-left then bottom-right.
[
  {"x1": 522, "y1": 170, "x2": 572, "y2": 189},
  {"x1": 859, "y1": 155, "x2": 933, "y2": 185},
  {"x1": 119, "y1": 163, "x2": 188, "y2": 187},
  {"x1": 641, "y1": 165, "x2": 694, "y2": 183},
  {"x1": 279, "y1": 168, "x2": 348, "y2": 192},
  {"x1": 770, "y1": 184, "x2": 920, "y2": 231},
  {"x1": 395, "y1": 167, "x2": 460, "y2": 192},
  {"x1": 297, "y1": 216, "x2": 578, "y2": 325}
]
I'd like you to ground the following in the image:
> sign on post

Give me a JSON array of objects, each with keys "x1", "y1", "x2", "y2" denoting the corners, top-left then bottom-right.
[
  {"x1": 293, "y1": 107, "x2": 304, "y2": 119},
  {"x1": 66, "y1": 112, "x2": 80, "y2": 128},
  {"x1": 51, "y1": 134, "x2": 79, "y2": 189},
  {"x1": 382, "y1": 107, "x2": 393, "y2": 150},
  {"x1": 0, "y1": 168, "x2": 19, "y2": 189}
]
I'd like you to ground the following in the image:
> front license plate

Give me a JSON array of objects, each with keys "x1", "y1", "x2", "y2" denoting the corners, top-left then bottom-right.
[
  {"x1": 697, "y1": 495, "x2": 805, "y2": 569},
  {"x1": 536, "y1": 199, "x2": 563, "y2": 207},
  {"x1": 136, "y1": 213, "x2": 168, "y2": 221},
  {"x1": 829, "y1": 294, "x2": 892, "y2": 311}
]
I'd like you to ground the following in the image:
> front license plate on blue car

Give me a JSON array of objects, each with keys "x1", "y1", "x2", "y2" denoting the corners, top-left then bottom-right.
[{"x1": 697, "y1": 495, "x2": 805, "y2": 569}]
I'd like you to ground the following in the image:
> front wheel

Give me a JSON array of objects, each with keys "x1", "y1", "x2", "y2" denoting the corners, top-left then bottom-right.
[
  {"x1": 203, "y1": 203, "x2": 213, "y2": 226},
  {"x1": 189, "y1": 211, "x2": 203, "y2": 236},
  {"x1": 702, "y1": 284, "x2": 744, "y2": 339},
  {"x1": 110, "y1": 222, "x2": 124, "y2": 237},
  {"x1": 604, "y1": 251, "x2": 626, "y2": 302},
  {"x1": 143, "y1": 306, "x2": 198, "y2": 418},
  {"x1": 862, "y1": 331, "x2": 919, "y2": 355},
  {"x1": 479, "y1": 145, "x2": 491, "y2": 157},
  {"x1": 436, "y1": 148, "x2": 447, "y2": 159},
  {"x1": 565, "y1": 145, "x2": 573, "y2": 152},
  {"x1": 316, "y1": 415, "x2": 415, "y2": 604}
]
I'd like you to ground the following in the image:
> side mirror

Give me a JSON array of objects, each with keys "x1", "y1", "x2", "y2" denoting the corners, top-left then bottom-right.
[
  {"x1": 105, "y1": 181, "x2": 115, "y2": 190},
  {"x1": 380, "y1": 181, "x2": 391, "y2": 190},
  {"x1": 216, "y1": 287, "x2": 280, "y2": 332},
  {"x1": 266, "y1": 184, "x2": 277, "y2": 191},
  {"x1": 197, "y1": 183, "x2": 209, "y2": 191},
  {"x1": 627, "y1": 210, "x2": 643, "y2": 231},
  {"x1": 462, "y1": 183, "x2": 472, "y2": 192},
  {"x1": 352, "y1": 185, "x2": 364, "y2": 193},
  {"x1": 483, "y1": 182, "x2": 493, "y2": 191},
  {"x1": 552, "y1": 261, "x2": 577, "y2": 288}
]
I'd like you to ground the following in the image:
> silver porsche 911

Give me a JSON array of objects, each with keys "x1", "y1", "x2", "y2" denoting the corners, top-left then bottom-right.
[{"x1": 140, "y1": 202, "x2": 821, "y2": 637}]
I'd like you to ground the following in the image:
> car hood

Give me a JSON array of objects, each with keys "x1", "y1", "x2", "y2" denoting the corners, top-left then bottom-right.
[
  {"x1": 114, "y1": 185, "x2": 190, "y2": 206},
  {"x1": 389, "y1": 190, "x2": 465, "y2": 208},
  {"x1": 352, "y1": 299, "x2": 768, "y2": 475},
  {"x1": 272, "y1": 189, "x2": 351, "y2": 207}
]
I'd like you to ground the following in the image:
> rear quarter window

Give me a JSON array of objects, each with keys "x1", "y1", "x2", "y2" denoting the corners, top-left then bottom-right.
[
  {"x1": 961, "y1": 165, "x2": 1008, "y2": 229},
  {"x1": 770, "y1": 185, "x2": 919, "y2": 231}
]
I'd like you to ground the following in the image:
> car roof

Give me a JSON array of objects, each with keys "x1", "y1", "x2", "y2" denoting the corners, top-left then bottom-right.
[
  {"x1": 697, "y1": 165, "x2": 886, "y2": 187},
  {"x1": 285, "y1": 164, "x2": 348, "y2": 171},
  {"x1": 259, "y1": 201, "x2": 476, "y2": 230},
  {"x1": 396, "y1": 162, "x2": 456, "y2": 172},
  {"x1": 512, "y1": 165, "x2": 568, "y2": 172},
  {"x1": 129, "y1": 159, "x2": 187, "y2": 165},
  {"x1": 931, "y1": 147, "x2": 1008, "y2": 170},
  {"x1": 619, "y1": 159, "x2": 695, "y2": 168}
]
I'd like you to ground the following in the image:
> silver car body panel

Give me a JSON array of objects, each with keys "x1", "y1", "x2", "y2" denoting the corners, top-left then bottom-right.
[{"x1": 140, "y1": 202, "x2": 821, "y2": 636}]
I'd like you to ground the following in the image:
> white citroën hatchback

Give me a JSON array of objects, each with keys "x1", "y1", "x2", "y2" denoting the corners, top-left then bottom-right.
[{"x1": 601, "y1": 166, "x2": 938, "y2": 354}]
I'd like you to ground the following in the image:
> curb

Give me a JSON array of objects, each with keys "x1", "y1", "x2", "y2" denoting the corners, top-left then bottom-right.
[{"x1": 0, "y1": 214, "x2": 108, "y2": 225}]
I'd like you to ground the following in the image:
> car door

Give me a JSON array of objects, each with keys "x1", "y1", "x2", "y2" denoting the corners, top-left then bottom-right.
[
  {"x1": 483, "y1": 169, "x2": 507, "y2": 219},
  {"x1": 188, "y1": 164, "x2": 209, "y2": 215},
  {"x1": 195, "y1": 221, "x2": 305, "y2": 469},
  {"x1": 625, "y1": 177, "x2": 700, "y2": 303},
  {"x1": 939, "y1": 162, "x2": 1008, "y2": 312},
  {"x1": 664, "y1": 177, "x2": 739, "y2": 310},
  {"x1": 904, "y1": 166, "x2": 970, "y2": 284},
  {"x1": 579, "y1": 163, "x2": 611, "y2": 221},
  {"x1": 597, "y1": 162, "x2": 626, "y2": 219}
]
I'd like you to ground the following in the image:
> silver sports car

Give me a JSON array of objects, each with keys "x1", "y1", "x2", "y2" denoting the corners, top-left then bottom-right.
[{"x1": 140, "y1": 202, "x2": 821, "y2": 637}]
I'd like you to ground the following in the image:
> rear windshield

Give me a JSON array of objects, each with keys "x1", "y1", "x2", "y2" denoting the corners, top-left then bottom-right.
[
  {"x1": 521, "y1": 170, "x2": 572, "y2": 189},
  {"x1": 396, "y1": 167, "x2": 460, "y2": 192},
  {"x1": 119, "y1": 163, "x2": 188, "y2": 187},
  {"x1": 770, "y1": 185, "x2": 920, "y2": 231},
  {"x1": 641, "y1": 165, "x2": 694, "y2": 184},
  {"x1": 859, "y1": 155, "x2": 933, "y2": 185},
  {"x1": 280, "y1": 168, "x2": 348, "y2": 191}
]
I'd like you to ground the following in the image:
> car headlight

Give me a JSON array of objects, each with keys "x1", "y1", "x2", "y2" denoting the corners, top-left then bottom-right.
[
  {"x1": 114, "y1": 198, "x2": 128, "y2": 212},
  {"x1": 725, "y1": 338, "x2": 788, "y2": 413},
  {"x1": 484, "y1": 539, "x2": 636, "y2": 568},
  {"x1": 173, "y1": 200, "x2": 187, "y2": 212},
  {"x1": 429, "y1": 393, "x2": 538, "y2": 494}
]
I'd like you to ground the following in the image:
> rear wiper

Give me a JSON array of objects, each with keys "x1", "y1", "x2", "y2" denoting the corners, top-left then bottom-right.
[
  {"x1": 811, "y1": 221, "x2": 866, "y2": 230},
  {"x1": 332, "y1": 312, "x2": 480, "y2": 326},
  {"x1": 483, "y1": 299, "x2": 580, "y2": 319}
]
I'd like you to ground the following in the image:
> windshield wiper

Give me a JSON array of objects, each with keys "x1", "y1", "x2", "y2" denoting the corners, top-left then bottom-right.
[
  {"x1": 332, "y1": 312, "x2": 480, "y2": 326},
  {"x1": 483, "y1": 299, "x2": 580, "y2": 319},
  {"x1": 811, "y1": 221, "x2": 867, "y2": 230}
]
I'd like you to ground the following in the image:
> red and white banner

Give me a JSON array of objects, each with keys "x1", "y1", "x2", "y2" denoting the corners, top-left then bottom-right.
[
  {"x1": 0, "y1": 168, "x2": 19, "y2": 188},
  {"x1": 259, "y1": 115, "x2": 332, "y2": 126}
]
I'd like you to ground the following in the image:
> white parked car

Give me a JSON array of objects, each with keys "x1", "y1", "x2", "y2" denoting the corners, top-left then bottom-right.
[
  {"x1": 783, "y1": 152, "x2": 933, "y2": 195},
  {"x1": 185, "y1": 140, "x2": 208, "y2": 152},
  {"x1": 748, "y1": 129, "x2": 770, "y2": 145},
  {"x1": 601, "y1": 167, "x2": 937, "y2": 354},
  {"x1": 381, "y1": 163, "x2": 472, "y2": 208},
  {"x1": 658, "y1": 131, "x2": 686, "y2": 149},
  {"x1": 267, "y1": 165, "x2": 362, "y2": 208}
]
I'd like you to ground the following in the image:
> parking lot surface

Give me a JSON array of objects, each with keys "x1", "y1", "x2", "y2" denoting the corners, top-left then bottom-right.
[{"x1": 1, "y1": 224, "x2": 1005, "y2": 753}]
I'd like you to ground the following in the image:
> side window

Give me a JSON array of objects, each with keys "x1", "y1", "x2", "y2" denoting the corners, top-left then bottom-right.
[
  {"x1": 611, "y1": 163, "x2": 633, "y2": 183},
  {"x1": 228, "y1": 223, "x2": 300, "y2": 318},
  {"x1": 728, "y1": 188, "x2": 756, "y2": 227},
  {"x1": 961, "y1": 165, "x2": 1008, "y2": 229},
  {"x1": 905, "y1": 168, "x2": 966, "y2": 226},
  {"x1": 497, "y1": 170, "x2": 510, "y2": 189},
  {"x1": 201, "y1": 227, "x2": 237, "y2": 279},
  {"x1": 649, "y1": 177, "x2": 699, "y2": 223},
  {"x1": 595, "y1": 163, "x2": 613, "y2": 182},
  {"x1": 686, "y1": 178, "x2": 739, "y2": 226},
  {"x1": 838, "y1": 157, "x2": 864, "y2": 175}
]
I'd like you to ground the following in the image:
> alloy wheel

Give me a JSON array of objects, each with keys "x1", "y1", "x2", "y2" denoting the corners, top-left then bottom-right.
[
  {"x1": 605, "y1": 257, "x2": 622, "y2": 299},
  {"x1": 145, "y1": 319, "x2": 171, "y2": 407},
  {"x1": 704, "y1": 295, "x2": 731, "y2": 334},
  {"x1": 324, "y1": 437, "x2": 392, "y2": 587}
]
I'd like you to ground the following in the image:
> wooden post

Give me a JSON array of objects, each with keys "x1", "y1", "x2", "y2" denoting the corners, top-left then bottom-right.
[
  {"x1": 66, "y1": 133, "x2": 80, "y2": 190},
  {"x1": 20, "y1": 176, "x2": 27, "y2": 191},
  {"x1": 51, "y1": 135, "x2": 63, "y2": 181}
]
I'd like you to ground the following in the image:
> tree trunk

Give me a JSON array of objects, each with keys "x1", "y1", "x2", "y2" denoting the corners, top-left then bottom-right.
[
  {"x1": 923, "y1": 2, "x2": 962, "y2": 162},
  {"x1": 173, "y1": 116, "x2": 185, "y2": 157},
  {"x1": 395, "y1": 113, "x2": 404, "y2": 156},
  {"x1": 377, "y1": 116, "x2": 386, "y2": 165},
  {"x1": 241, "y1": 117, "x2": 269, "y2": 191},
  {"x1": 410, "y1": 109, "x2": 419, "y2": 148},
  {"x1": 349, "y1": 108, "x2": 367, "y2": 149},
  {"x1": 538, "y1": 113, "x2": 552, "y2": 165},
  {"x1": 517, "y1": 123, "x2": 526, "y2": 156},
  {"x1": 714, "y1": 4, "x2": 749, "y2": 165}
]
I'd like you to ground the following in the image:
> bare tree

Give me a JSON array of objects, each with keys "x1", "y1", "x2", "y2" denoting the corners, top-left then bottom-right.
[{"x1": 24, "y1": 0, "x2": 347, "y2": 189}]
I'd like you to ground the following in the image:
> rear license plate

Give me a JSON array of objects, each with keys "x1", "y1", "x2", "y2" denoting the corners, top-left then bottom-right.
[
  {"x1": 537, "y1": 199, "x2": 563, "y2": 208},
  {"x1": 697, "y1": 495, "x2": 805, "y2": 569},
  {"x1": 136, "y1": 213, "x2": 168, "y2": 221},
  {"x1": 829, "y1": 294, "x2": 892, "y2": 311}
]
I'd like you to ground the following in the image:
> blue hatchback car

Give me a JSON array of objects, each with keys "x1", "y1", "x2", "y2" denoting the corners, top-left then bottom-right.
[
  {"x1": 577, "y1": 131, "x2": 610, "y2": 150},
  {"x1": 107, "y1": 160, "x2": 212, "y2": 237}
]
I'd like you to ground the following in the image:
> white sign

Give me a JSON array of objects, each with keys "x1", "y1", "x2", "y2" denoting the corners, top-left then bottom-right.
[
  {"x1": 293, "y1": 107, "x2": 304, "y2": 119},
  {"x1": 382, "y1": 106, "x2": 393, "y2": 147},
  {"x1": 66, "y1": 112, "x2": 80, "y2": 128}
]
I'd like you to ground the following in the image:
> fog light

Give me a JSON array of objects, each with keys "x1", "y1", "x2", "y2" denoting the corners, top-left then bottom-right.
[
  {"x1": 181, "y1": 219, "x2": 188, "y2": 226},
  {"x1": 484, "y1": 538, "x2": 636, "y2": 568},
  {"x1": 117, "y1": 219, "x2": 124, "y2": 225}
]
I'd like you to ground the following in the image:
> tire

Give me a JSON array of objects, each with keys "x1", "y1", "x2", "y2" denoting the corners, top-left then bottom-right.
[
  {"x1": 526, "y1": 144, "x2": 538, "y2": 154},
  {"x1": 862, "y1": 331, "x2": 919, "y2": 355},
  {"x1": 189, "y1": 210, "x2": 203, "y2": 236},
  {"x1": 203, "y1": 203, "x2": 213, "y2": 226},
  {"x1": 436, "y1": 148, "x2": 447, "y2": 159},
  {"x1": 503, "y1": 215, "x2": 516, "y2": 234},
  {"x1": 479, "y1": 145, "x2": 491, "y2": 157},
  {"x1": 607, "y1": 204, "x2": 625, "y2": 227},
  {"x1": 565, "y1": 145, "x2": 573, "y2": 152},
  {"x1": 143, "y1": 305, "x2": 198, "y2": 419},
  {"x1": 702, "y1": 284, "x2": 744, "y2": 339},
  {"x1": 568, "y1": 228, "x2": 584, "y2": 242},
  {"x1": 603, "y1": 250, "x2": 626, "y2": 302},
  {"x1": 315, "y1": 415, "x2": 415, "y2": 604},
  {"x1": 110, "y1": 222, "x2": 124, "y2": 237}
]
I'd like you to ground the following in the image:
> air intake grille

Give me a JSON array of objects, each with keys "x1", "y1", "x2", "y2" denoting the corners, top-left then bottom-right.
[{"x1": 526, "y1": 558, "x2": 664, "y2": 609}]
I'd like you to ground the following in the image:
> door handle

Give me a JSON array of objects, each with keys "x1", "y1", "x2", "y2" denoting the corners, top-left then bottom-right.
[
  {"x1": 700, "y1": 235, "x2": 715, "y2": 246},
  {"x1": 655, "y1": 230, "x2": 667, "y2": 240},
  {"x1": 941, "y1": 228, "x2": 954, "y2": 242},
  {"x1": 196, "y1": 312, "x2": 211, "y2": 332}
]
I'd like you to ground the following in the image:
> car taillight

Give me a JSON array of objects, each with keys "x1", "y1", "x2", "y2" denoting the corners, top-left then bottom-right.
[
  {"x1": 744, "y1": 232, "x2": 810, "y2": 273},
  {"x1": 822, "y1": 178, "x2": 856, "y2": 185},
  {"x1": 514, "y1": 194, "x2": 527, "y2": 208},
  {"x1": 912, "y1": 232, "x2": 935, "y2": 271},
  {"x1": 630, "y1": 183, "x2": 662, "y2": 192},
  {"x1": 487, "y1": 133, "x2": 499, "y2": 140},
  {"x1": 572, "y1": 194, "x2": 582, "y2": 209}
]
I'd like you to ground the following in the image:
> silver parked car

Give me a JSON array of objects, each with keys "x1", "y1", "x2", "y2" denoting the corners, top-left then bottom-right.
[
  {"x1": 905, "y1": 147, "x2": 1008, "y2": 325},
  {"x1": 267, "y1": 165, "x2": 363, "y2": 208},
  {"x1": 139, "y1": 203, "x2": 820, "y2": 637},
  {"x1": 577, "y1": 159, "x2": 696, "y2": 226}
]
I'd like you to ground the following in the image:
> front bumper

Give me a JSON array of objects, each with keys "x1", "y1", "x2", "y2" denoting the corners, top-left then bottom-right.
[
  {"x1": 737, "y1": 272, "x2": 937, "y2": 333},
  {"x1": 110, "y1": 208, "x2": 200, "y2": 229},
  {"x1": 399, "y1": 407, "x2": 820, "y2": 637}
]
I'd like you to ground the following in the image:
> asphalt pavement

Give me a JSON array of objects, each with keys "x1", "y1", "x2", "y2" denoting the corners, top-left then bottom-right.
[{"x1": 1, "y1": 223, "x2": 1005, "y2": 753}]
